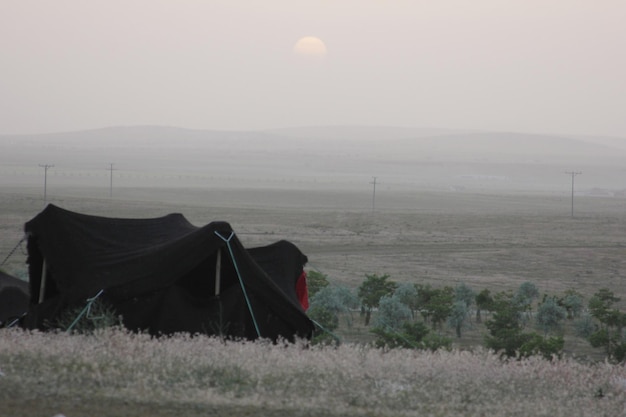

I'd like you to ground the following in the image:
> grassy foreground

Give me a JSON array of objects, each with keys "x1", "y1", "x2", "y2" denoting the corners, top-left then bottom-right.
[{"x1": 0, "y1": 328, "x2": 625, "y2": 417}]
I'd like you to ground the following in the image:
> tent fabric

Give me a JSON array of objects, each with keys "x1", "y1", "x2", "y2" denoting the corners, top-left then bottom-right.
[
  {"x1": 23, "y1": 204, "x2": 314, "y2": 340},
  {"x1": 0, "y1": 270, "x2": 29, "y2": 325},
  {"x1": 247, "y1": 240, "x2": 309, "y2": 310}
]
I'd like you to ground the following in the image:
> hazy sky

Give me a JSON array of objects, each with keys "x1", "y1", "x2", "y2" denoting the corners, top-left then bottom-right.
[{"x1": 1, "y1": 1, "x2": 625, "y2": 136}]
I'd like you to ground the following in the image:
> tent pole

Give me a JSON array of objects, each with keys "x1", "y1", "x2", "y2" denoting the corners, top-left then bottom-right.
[
  {"x1": 215, "y1": 231, "x2": 261, "y2": 338},
  {"x1": 215, "y1": 248, "x2": 221, "y2": 296},
  {"x1": 38, "y1": 258, "x2": 47, "y2": 303}
]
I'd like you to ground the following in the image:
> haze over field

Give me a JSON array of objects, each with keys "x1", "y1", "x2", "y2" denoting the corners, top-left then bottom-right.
[
  {"x1": 2, "y1": 2, "x2": 625, "y2": 202},
  {"x1": 1, "y1": 126, "x2": 625, "y2": 199},
  {"x1": 2, "y1": 1, "x2": 626, "y2": 137}
]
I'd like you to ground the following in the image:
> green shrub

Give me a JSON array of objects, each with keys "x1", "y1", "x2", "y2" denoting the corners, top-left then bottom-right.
[
  {"x1": 519, "y1": 333, "x2": 564, "y2": 361},
  {"x1": 422, "y1": 332, "x2": 452, "y2": 352},
  {"x1": 307, "y1": 270, "x2": 330, "y2": 297},
  {"x1": 574, "y1": 314, "x2": 596, "y2": 339},
  {"x1": 371, "y1": 322, "x2": 439, "y2": 350},
  {"x1": 308, "y1": 305, "x2": 340, "y2": 345},
  {"x1": 373, "y1": 295, "x2": 412, "y2": 330}
]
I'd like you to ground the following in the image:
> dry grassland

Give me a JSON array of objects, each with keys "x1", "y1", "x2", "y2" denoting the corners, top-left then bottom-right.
[
  {"x1": 1, "y1": 328, "x2": 625, "y2": 417},
  {"x1": 1, "y1": 186, "x2": 625, "y2": 416},
  {"x1": 2, "y1": 185, "x2": 625, "y2": 303}
]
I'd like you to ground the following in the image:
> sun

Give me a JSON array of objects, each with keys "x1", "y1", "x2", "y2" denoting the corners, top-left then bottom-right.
[{"x1": 293, "y1": 36, "x2": 328, "y2": 59}]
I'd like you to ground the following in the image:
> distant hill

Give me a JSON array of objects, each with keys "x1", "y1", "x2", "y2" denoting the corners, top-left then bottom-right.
[
  {"x1": 2, "y1": 125, "x2": 624, "y2": 160},
  {"x1": 265, "y1": 125, "x2": 473, "y2": 141},
  {"x1": 0, "y1": 126, "x2": 276, "y2": 148}
]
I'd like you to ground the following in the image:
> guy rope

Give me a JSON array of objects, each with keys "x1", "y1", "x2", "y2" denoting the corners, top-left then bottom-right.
[{"x1": 0, "y1": 236, "x2": 26, "y2": 268}]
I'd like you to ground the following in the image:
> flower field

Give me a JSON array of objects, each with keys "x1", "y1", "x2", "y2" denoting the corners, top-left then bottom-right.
[{"x1": 1, "y1": 328, "x2": 624, "y2": 417}]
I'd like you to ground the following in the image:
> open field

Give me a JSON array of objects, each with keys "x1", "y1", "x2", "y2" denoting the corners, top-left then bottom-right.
[
  {"x1": 2, "y1": 184, "x2": 626, "y2": 343},
  {"x1": 2, "y1": 184, "x2": 625, "y2": 303},
  {"x1": 2, "y1": 182, "x2": 626, "y2": 416}
]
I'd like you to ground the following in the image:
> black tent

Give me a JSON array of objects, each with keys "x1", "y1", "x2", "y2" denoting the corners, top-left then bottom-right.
[
  {"x1": 247, "y1": 240, "x2": 309, "y2": 309},
  {"x1": 23, "y1": 204, "x2": 314, "y2": 340},
  {"x1": 0, "y1": 269, "x2": 29, "y2": 326}
]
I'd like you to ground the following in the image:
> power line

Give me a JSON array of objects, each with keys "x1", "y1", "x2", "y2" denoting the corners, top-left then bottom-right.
[
  {"x1": 109, "y1": 163, "x2": 116, "y2": 198},
  {"x1": 38, "y1": 164, "x2": 54, "y2": 204},
  {"x1": 370, "y1": 176, "x2": 377, "y2": 212},
  {"x1": 565, "y1": 171, "x2": 582, "y2": 217}
]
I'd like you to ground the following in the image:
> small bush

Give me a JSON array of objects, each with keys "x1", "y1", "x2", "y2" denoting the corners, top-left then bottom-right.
[
  {"x1": 519, "y1": 333, "x2": 564, "y2": 361},
  {"x1": 422, "y1": 332, "x2": 452, "y2": 352},
  {"x1": 308, "y1": 305, "x2": 340, "y2": 345},
  {"x1": 371, "y1": 321, "x2": 452, "y2": 351},
  {"x1": 374, "y1": 295, "x2": 412, "y2": 330},
  {"x1": 574, "y1": 314, "x2": 596, "y2": 338},
  {"x1": 51, "y1": 298, "x2": 121, "y2": 334}
]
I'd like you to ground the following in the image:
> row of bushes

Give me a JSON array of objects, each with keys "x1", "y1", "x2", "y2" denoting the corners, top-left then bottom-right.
[{"x1": 307, "y1": 271, "x2": 626, "y2": 362}]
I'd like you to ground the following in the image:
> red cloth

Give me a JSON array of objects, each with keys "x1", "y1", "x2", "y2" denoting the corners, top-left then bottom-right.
[{"x1": 295, "y1": 271, "x2": 309, "y2": 311}]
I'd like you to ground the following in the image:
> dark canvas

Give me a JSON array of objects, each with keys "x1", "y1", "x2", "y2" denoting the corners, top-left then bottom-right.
[
  {"x1": 23, "y1": 204, "x2": 313, "y2": 340},
  {"x1": 247, "y1": 240, "x2": 308, "y2": 308},
  {"x1": 0, "y1": 270, "x2": 29, "y2": 325}
]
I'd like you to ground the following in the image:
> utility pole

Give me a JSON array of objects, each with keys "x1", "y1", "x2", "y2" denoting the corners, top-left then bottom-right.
[
  {"x1": 370, "y1": 176, "x2": 377, "y2": 212},
  {"x1": 565, "y1": 171, "x2": 582, "y2": 217},
  {"x1": 109, "y1": 163, "x2": 115, "y2": 198},
  {"x1": 39, "y1": 164, "x2": 54, "y2": 205}
]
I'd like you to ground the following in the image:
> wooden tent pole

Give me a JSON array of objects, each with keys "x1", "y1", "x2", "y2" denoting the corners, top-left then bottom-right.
[
  {"x1": 215, "y1": 248, "x2": 221, "y2": 296},
  {"x1": 38, "y1": 258, "x2": 47, "y2": 303}
]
